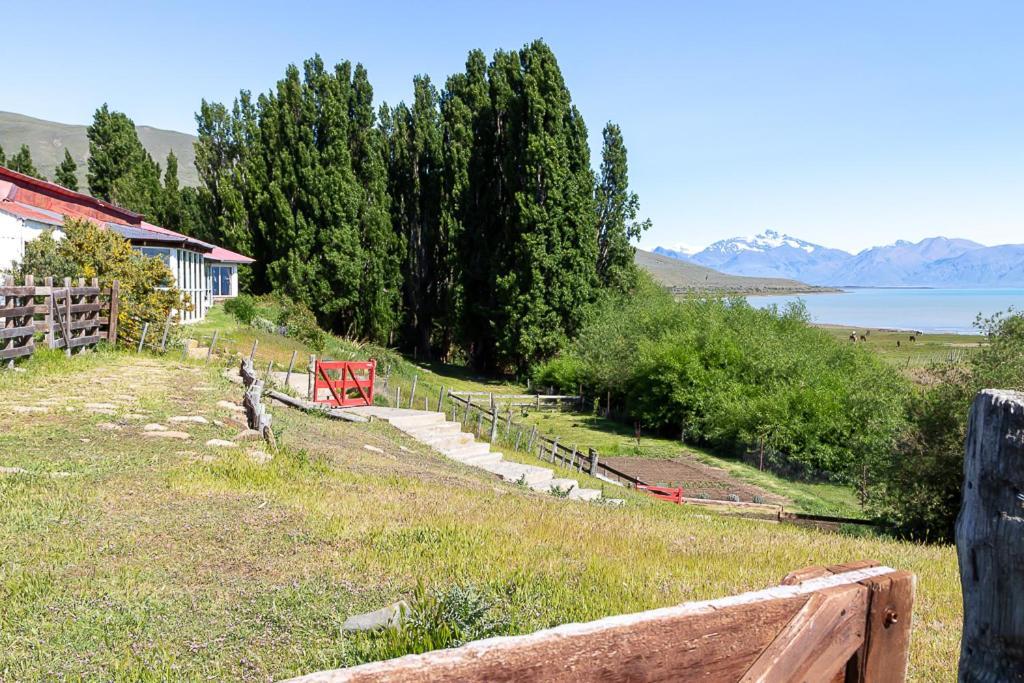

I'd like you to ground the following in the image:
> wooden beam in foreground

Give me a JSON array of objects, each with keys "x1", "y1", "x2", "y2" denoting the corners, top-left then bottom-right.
[{"x1": 281, "y1": 563, "x2": 913, "y2": 683}]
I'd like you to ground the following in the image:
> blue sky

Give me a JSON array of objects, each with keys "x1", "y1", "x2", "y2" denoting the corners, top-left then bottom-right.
[{"x1": 2, "y1": 1, "x2": 1021, "y2": 253}]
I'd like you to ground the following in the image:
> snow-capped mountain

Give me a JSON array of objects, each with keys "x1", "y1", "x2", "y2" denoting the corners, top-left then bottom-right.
[{"x1": 655, "y1": 232, "x2": 1024, "y2": 287}]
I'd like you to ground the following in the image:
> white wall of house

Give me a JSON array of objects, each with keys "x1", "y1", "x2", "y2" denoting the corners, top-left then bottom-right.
[
  {"x1": 0, "y1": 213, "x2": 59, "y2": 273},
  {"x1": 137, "y1": 246, "x2": 210, "y2": 322}
]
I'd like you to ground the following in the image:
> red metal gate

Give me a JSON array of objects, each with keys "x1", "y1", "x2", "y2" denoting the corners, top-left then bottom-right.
[
  {"x1": 637, "y1": 484, "x2": 684, "y2": 505},
  {"x1": 313, "y1": 359, "x2": 377, "y2": 408}
]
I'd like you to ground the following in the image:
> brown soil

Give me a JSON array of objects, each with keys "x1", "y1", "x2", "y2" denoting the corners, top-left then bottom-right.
[{"x1": 601, "y1": 455, "x2": 789, "y2": 506}]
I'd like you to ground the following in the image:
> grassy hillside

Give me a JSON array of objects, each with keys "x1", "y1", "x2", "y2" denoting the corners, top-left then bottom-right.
[
  {"x1": 0, "y1": 111, "x2": 198, "y2": 187},
  {"x1": 636, "y1": 248, "x2": 837, "y2": 294},
  {"x1": 0, "y1": 347, "x2": 961, "y2": 680}
]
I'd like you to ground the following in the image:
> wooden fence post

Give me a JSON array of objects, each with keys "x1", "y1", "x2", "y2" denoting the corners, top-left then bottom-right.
[
  {"x1": 206, "y1": 330, "x2": 219, "y2": 362},
  {"x1": 249, "y1": 339, "x2": 258, "y2": 361},
  {"x1": 489, "y1": 395, "x2": 498, "y2": 443},
  {"x1": 589, "y1": 448, "x2": 599, "y2": 477},
  {"x1": 285, "y1": 350, "x2": 297, "y2": 387},
  {"x1": 63, "y1": 277, "x2": 72, "y2": 357},
  {"x1": 137, "y1": 322, "x2": 149, "y2": 353},
  {"x1": 308, "y1": 354, "x2": 316, "y2": 400},
  {"x1": 957, "y1": 389, "x2": 1024, "y2": 680},
  {"x1": 159, "y1": 310, "x2": 173, "y2": 352},
  {"x1": 437, "y1": 386, "x2": 445, "y2": 413},
  {"x1": 44, "y1": 276, "x2": 54, "y2": 349},
  {"x1": 409, "y1": 374, "x2": 418, "y2": 409},
  {"x1": 107, "y1": 280, "x2": 119, "y2": 345}
]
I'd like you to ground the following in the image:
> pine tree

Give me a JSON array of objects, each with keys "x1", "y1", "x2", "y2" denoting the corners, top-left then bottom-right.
[
  {"x1": 595, "y1": 122, "x2": 650, "y2": 291},
  {"x1": 54, "y1": 149, "x2": 79, "y2": 191},
  {"x1": 0, "y1": 144, "x2": 6, "y2": 166},
  {"x1": 8, "y1": 145, "x2": 44, "y2": 180}
]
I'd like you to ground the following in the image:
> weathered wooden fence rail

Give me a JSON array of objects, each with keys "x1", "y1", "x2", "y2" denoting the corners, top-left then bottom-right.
[
  {"x1": 0, "y1": 275, "x2": 119, "y2": 362},
  {"x1": 283, "y1": 560, "x2": 914, "y2": 682}
]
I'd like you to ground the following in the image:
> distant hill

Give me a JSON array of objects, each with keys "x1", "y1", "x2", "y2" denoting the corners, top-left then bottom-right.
[
  {"x1": 657, "y1": 231, "x2": 1024, "y2": 288},
  {"x1": 0, "y1": 111, "x2": 199, "y2": 188},
  {"x1": 635, "y1": 248, "x2": 835, "y2": 295}
]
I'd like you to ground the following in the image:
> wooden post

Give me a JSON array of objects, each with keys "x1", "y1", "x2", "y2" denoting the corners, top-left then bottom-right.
[
  {"x1": 551, "y1": 438, "x2": 559, "y2": 464},
  {"x1": 395, "y1": 386, "x2": 401, "y2": 409},
  {"x1": 589, "y1": 448, "x2": 599, "y2": 476},
  {"x1": 308, "y1": 354, "x2": 316, "y2": 400},
  {"x1": 437, "y1": 386, "x2": 445, "y2": 413},
  {"x1": 206, "y1": 330, "x2": 219, "y2": 362},
  {"x1": 264, "y1": 360, "x2": 274, "y2": 383},
  {"x1": 159, "y1": 310, "x2": 174, "y2": 352},
  {"x1": 409, "y1": 374, "x2": 418, "y2": 409},
  {"x1": 44, "y1": 277, "x2": 54, "y2": 349},
  {"x1": 528, "y1": 426, "x2": 537, "y2": 452},
  {"x1": 514, "y1": 428, "x2": 523, "y2": 453},
  {"x1": 107, "y1": 280, "x2": 119, "y2": 345},
  {"x1": 63, "y1": 277, "x2": 72, "y2": 356},
  {"x1": 569, "y1": 445, "x2": 577, "y2": 470},
  {"x1": 285, "y1": 350, "x2": 297, "y2": 387},
  {"x1": 476, "y1": 411, "x2": 484, "y2": 438},
  {"x1": 181, "y1": 336, "x2": 191, "y2": 360},
  {"x1": 463, "y1": 397, "x2": 471, "y2": 425},
  {"x1": 249, "y1": 339, "x2": 258, "y2": 360},
  {"x1": 957, "y1": 390, "x2": 1024, "y2": 681},
  {"x1": 137, "y1": 322, "x2": 149, "y2": 353},
  {"x1": 489, "y1": 400, "x2": 498, "y2": 444}
]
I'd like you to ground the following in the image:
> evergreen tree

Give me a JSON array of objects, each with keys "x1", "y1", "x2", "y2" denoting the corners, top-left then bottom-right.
[
  {"x1": 383, "y1": 75, "x2": 444, "y2": 357},
  {"x1": 8, "y1": 145, "x2": 44, "y2": 180},
  {"x1": 87, "y1": 103, "x2": 164, "y2": 218},
  {"x1": 158, "y1": 151, "x2": 184, "y2": 229},
  {"x1": 594, "y1": 122, "x2": 650, "y2": 291},
  {"x1": 0, "y1": 144, "x2": 6, "y2": 165},
  {"x1": 110, "y1": 150, "x2": 162, "y2": 218},
  {"x1": 54, "y1": 149, "x2": 79, "y2": 191}
]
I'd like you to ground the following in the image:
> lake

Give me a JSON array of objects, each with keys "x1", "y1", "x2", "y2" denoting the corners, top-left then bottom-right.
[{"x1": 746, "y1": 288, "x2": 1024, "y2": 334}]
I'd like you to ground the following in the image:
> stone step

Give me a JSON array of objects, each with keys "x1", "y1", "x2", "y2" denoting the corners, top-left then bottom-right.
[
  {"x1": 445, "y1": 442, "x2": 492, "y2": 460},
  {"x1": 458, "y1": 452, "x2": 503, "y2": 467},
  {"x1": 568, "y1": 487, "x2": 603, "y2": 502},
  {"x1": 531, "y1": 477, "x2": 579, "y2": 494}
]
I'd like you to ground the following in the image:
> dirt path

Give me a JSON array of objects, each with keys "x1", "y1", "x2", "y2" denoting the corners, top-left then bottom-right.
[{"x1": 601, "y1": 455, "x2": 789, "y2": 505}]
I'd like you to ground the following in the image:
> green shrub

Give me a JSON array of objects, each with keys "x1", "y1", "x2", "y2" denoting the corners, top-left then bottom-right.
[
  {"x1": 350, "y1": 583, "x2": 506, "y2": 663},
  {"x1": 276, "y1": 299, "x2": 327, "y2": 352},
  {"x1": 224, "y1": 293, "x2": 258, "y2": 325},
  {"x1": 534, "y1": 273, "x2": 909, "y2": 495}
]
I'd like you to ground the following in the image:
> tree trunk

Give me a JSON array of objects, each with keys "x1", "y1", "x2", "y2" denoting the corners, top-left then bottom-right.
[{"x1": 957, "y1": 389, "x2": 1024, "y2": 682}]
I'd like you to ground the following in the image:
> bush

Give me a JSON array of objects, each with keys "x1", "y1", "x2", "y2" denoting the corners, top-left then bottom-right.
[
  {"x1": 13, "y1": 218, "x2": 184, "y2": 348},
  {"x1": 224, "y1": 293, "x2": 258, "y2": 325},
  {"x1": 276, "y1": 299, "x2": 327, "y2": 352},
  {"x1": 534, "y1": 273, "x2": 909, "y2": 492}
]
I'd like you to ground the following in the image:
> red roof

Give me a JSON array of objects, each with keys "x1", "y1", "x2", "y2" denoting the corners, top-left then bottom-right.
[{"x1": 0, "y1": 165, "x2": 255, "y2": 264}]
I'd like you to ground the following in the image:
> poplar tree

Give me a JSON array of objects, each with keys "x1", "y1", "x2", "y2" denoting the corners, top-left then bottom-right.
[
  {"x1": 595, "y1": 122, "x2": 650, "y2": 291},
  {"x1": 158, "y1": 151, "x2": 183, "y2": 229},
  {"x1": 87, "y1": 104, "x2": 144, "y2": 201},
  {"x1": 55, "y1": 149, "x2": 79, "y2": 190},
  {"x1": 8, "y1": 145, "x2": 44, "y2": 180},
  {"x1": 0, "y1": 144, "x2": 6, "y2": 165}
]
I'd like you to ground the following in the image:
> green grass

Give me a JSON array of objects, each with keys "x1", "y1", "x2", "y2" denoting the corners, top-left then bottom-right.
[
  {"x1": 0, "y1": 350, "x2": 961, "y2": 680},
  {"x1": 818, "y1": 324, "x2": 982, "y2": 370}
]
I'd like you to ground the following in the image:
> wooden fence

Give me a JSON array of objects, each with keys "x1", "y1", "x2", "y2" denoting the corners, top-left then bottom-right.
[
  {"x1": 283, "y1": 560, "x2": 914, "y2": 682},
  {"x1": 0, "y1": 275, "x2": 119, "y2": 363}
]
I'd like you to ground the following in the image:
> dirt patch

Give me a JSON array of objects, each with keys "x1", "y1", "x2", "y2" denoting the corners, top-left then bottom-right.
[{"x1": 601, "y1": 455, "x2": 789, "y2": 506}]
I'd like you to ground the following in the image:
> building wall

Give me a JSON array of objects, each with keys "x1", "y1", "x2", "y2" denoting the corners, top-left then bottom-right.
[{"x1": 0, "y1": 214, "x2": 58, "y2": 272}]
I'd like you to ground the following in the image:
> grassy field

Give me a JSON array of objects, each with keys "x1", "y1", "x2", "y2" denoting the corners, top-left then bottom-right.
[
  {"x1": 0, "y1": 347, "x2": 961, "y2": 680},
  {"x1": 817, "y1": 324, "x2": 982, "y2": 370}
]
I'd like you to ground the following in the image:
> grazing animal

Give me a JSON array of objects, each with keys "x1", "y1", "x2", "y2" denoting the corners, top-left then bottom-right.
[
  {"x1": 849, "y1": 333, "x2": 857, "y2": 342},
  {"x1": 859, "y1": 335, "x2": 867, "y2": 342},
  {"x1": 897, "y1": 340, "x2": 901, "y2": 348},
  {"x1": 909, "y1": 335, "x2": 916, "y2": 342}
]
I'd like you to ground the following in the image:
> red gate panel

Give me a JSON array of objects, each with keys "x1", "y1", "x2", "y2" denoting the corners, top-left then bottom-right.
[
  {"x1": 313, "y1": 359, "x2": 376, "y2": 408},
  {"x1": 637, "y1": 484, "x2": 684, "y2": 505}
]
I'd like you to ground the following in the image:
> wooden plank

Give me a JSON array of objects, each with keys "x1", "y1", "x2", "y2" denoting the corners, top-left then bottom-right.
[
  {"x1": 848, "y1": 571, "x2": 915, "y2": 682},
  {"x1": 66, "y1": 335, "x2": 102, "y2": 349},
  {"x1": 68, "y1": 302, "x2": 103, "y2": 314},
  {"x1": 281, "y1": 566, "x2": 899, "y2": 683},
  {"x1": 0, "y1": 286, "x2": 41, "y2": 297},
  {"x1": 106, "y1": 281, "x2": 119, "y2": 344},
  {"x1": 0, "y1": 304, "x2": 44, "y2": 319},
  {"x1": 0, "y1": 343, "x2": 35, "y2": 360},
  {"x1": 740, "y1": 583, "x2": 867, "y2": 682},
  {"x1": 0, "y1": 324, "x2": 38, "y2": 340}
]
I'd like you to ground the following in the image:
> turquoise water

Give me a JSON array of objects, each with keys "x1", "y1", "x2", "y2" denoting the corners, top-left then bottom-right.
[{"x1": 747, "y1": 288, "x2": 1024, "y2": 334}]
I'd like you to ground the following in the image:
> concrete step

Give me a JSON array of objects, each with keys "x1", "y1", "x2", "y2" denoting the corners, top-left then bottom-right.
[
  {"x1": 531, "y1": 477, "x2": 579, "y2": 494},
  {"x1": 445, "y1": 442, "x2": 492, "y2": 460},
  {"x1": 404, "y1": 422, "x2": 462, "y2": 439},
  {"x1": 480, "y1": 461, "x2": 554, "y2": 487},
  {"x1": 389, "y1": 412, "x2": 447, "y2": 430},
  {"x1": 568, "y1": 487, "x2": 603, "y2": 502},
  {"x1": 421, "y1": 432, "x2": 476, "y2": 451},
  {"x1": 458, "y1": 452, "x2": 503, "y2": 467}
]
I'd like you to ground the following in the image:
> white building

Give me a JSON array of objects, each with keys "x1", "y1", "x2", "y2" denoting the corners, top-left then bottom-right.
[{"x1": 0, "y1": 165, "x2": 253, "y2": 322}]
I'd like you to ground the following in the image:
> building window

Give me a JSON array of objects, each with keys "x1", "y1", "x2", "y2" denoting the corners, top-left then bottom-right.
[
  {"x1": 211, "y1": 265, "x2": 233, "y2": 296},
  {"x1": 138, "y1": 246, "x2": 171, "y2": 266}
]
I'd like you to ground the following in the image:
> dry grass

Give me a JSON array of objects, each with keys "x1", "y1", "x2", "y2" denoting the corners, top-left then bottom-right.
[{"x1": 0, "y1": 350, "x2": 961, "y2": 680}]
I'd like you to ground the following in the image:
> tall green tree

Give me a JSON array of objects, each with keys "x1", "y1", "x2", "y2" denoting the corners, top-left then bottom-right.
[
  {"x1": 594, "y1": 122, "x2": 650, "y2": 291},
  {"x1": 8, "y1": 145, "x2": 44, "y2": 180},
  {"x1": 87, "y1": 104, "x2": 146, "y2": 201},
  {"x1": 158, "y1": 151, "x2": 184, "y2": 229},
  {"x1": 0, "y1": 144, "x2": 6, "y2": 165},
  {"x1": 54, "y1": 149, "x2": 79, "y2": 190}
]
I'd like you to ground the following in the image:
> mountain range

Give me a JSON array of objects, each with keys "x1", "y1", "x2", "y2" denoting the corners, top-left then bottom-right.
[
  {"x1": 655, "y1": 230, "x2": 1024, "y2": 288},
  {"x1": 0, "y1": 111, "x2": 199, "y2": 188}
]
